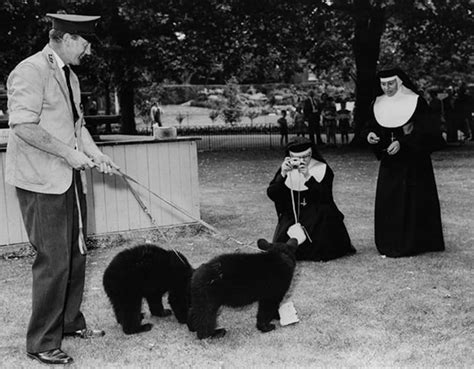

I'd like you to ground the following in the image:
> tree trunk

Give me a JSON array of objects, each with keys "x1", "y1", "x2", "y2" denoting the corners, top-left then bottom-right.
[
  {"x1": 350, "y1": 1, "x2": 386, "y2": 146},
  {"x1": 118, "y1": 80, "x2": 137, "y2": 134},
  {"x1": 104, "y1": 82, "x2": 111, "y2": 115},
  {"x1": 107, "y1": 6, "x2": 137, "y2": 135},
  {"x1": 103, "y1": 82, "x2": 112, "y2": 133}
]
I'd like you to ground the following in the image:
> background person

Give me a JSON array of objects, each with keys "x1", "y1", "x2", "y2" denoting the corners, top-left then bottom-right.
[
  {"x1": 5, "y1": 13, "x2": 118, "y2": 365},
  {"x1": 277, "y1": 109, "x2": 289, "y2": 146},
  {"x1": 88, "y1": 98, "x2": 98, "y2": 115},
  {"x1": 337, "y1": 101, "x2": 352, "y2": 144},
  {"x1": 150, "y1": 100, "x2": 163, "y2": 127},
  {"x1": 293, "y1": 106, "x2": 307, "y2": 137},
  {"x1": 453, "y1": 83, "x2": 473, "y2": 141},
  {"x1": 321, "y1": 95, "x2": 338, "y2": 146},
  {"x1": 427, "y1": 89, "x2": 447, "y2": 141},
  {"x1": 267, "y1": 137, "x2": 356, "y2": 261},
  {"x1": 365, "y1": 67, "x2": 445, "y2": 258},
  {"x1": 303, "y1": 90, "x2": 324, "y2": 145}
]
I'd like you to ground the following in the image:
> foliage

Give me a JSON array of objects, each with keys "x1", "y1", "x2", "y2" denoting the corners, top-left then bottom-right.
[
  {"x1": 176, "y1": 123, "x2": 280, "y2": 136},
  {"x1": 245, "y1": 108, "x2": 260, "y2": 125},
  {"x1": 0, "y1": 0, "x2": 472, "y2": 136},
  {"x1": 382, "y1": 0, "x2": 474, "y2": 87},
  {"x1": 134, "y1": 82, "x2": 162, "y2": 122},
  {"x1": 209, "y1": 109, "x2": 220, "y2": 123},
  {"x1": 175, "y1": 112, "x2": 186, "y2": 125},
  {"x1": 221, "y1": 77, "x2": 243, "y2": 125},
  {"x1": 325, "y1": 0, "x2": 474, "y2": 144},
  {"x1": 0, "y1": 1, "x2": 49, "y2": 85}
]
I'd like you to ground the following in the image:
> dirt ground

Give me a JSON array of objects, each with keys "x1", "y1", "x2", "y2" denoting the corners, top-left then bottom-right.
[{"x1": 0, "y1": 144, "x2": 473, "y2": 368}]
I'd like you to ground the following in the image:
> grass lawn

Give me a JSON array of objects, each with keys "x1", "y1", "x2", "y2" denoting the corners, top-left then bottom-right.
[{"x1": 0, "y1": 144, "x2": 473, "y2": 368}]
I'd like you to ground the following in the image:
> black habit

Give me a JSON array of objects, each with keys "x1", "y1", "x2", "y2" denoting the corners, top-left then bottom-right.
[
  {"x1": 367, "y1": 97, "x2": 445, "y2": 257},
  {"x1": 267, "y1": 163, "x2": 356, "y2": 261}
]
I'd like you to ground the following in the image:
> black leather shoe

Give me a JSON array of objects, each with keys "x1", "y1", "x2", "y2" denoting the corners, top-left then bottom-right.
[
  {"x1": 64, "y1": 328, "x2": 105, "y2": 339},
  {"x1": 27, "y1": 348, "x2": 73, "y2": 365}
]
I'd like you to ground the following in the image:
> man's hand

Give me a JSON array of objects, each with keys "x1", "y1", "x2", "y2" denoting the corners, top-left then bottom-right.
[
  {"x1": 65, "y1": 149, "x2": 95, "y2": 171},
  {"x1": 91, "y1": 153, "x2": 120, "y2": 175}
]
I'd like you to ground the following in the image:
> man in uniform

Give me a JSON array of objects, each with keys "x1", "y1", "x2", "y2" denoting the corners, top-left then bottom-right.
[{"x1": 6, "y1": 13, "x2": 118, "y2": 365}]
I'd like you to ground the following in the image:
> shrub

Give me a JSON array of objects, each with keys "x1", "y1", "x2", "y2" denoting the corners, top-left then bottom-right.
[
  {"x1": 221, "y1": 77, "x2": 243, "y2": 125},
  {"x1": 177, "y1": 123, "x2": 280, "y2": 136},
  {"x1": 209, "y1": 110, "x2": 220, "y2": 124},
  {"x1": 245, "y1": 109, "x2": 260, "y2": 125},
  {"x1": 190, "y1": 100, "x2": 222, "y2": 110},
  {"x1": 176, "y1": 112, "x2": 186, "y2": 125}
]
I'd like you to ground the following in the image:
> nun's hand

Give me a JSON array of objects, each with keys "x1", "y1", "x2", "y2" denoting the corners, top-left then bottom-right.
[
  {"x1": 281, "y1": 157, "x2": 293, "y2": 177},
  {"x1": 367, "y1": 132, "x2": 380, "y2": 144},
  {"x1": 387, "y1": 140, "x2": 400, "y2": 155}
]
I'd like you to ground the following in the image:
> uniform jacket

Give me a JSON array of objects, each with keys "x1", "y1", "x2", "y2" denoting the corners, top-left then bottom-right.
[{"x1": 6, "y1": 44, "x2": 85, "y2": 194}]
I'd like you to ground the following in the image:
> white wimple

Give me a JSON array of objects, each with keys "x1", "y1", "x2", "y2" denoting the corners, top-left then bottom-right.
[
  {"x1": 374, "y1": 77, "x2": 419, "y2": 128},
  {"x1": 285, "y1": 159, "x2": 327, "y2": 191}
]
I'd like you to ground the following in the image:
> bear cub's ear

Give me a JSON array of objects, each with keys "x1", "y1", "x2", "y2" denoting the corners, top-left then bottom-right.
[{"x1": 257, "y1": 238, "x2": 270, "y2": 251}]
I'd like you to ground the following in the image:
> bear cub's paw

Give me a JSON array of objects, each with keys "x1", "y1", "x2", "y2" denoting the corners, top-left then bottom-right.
[
  {"x1": 212, "y1": 328, "x2": 227, "y2": 338},
  {"x1": 197, "y1": 328, "x2": 227, "y2": 339},
  {"x1": 151, "y1": 308, "x2": 172, "y2": 317},
  {"x1": 123, "y1": 323, "x2": 153, "y2": 335},
  {"x1": 257, "y1": 322, "x2": 276, "y2": 333}
]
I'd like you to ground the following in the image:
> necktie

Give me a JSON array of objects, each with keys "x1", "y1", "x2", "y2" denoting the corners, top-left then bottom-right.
[{"x1": 63, "y1": 65, "x2": 79, "y2": 123}]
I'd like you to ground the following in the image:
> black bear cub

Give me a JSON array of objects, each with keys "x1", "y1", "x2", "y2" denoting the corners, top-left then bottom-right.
[
  {"x1": 103, "y1": 244, "x2": 193, "y2": 334},
  {"x1": 187, "y1": 238, "x2": 298, "y2": 339}
]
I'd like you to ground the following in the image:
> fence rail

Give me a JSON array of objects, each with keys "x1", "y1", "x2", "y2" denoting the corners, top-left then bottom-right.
[
  {"x1": 1, "y1": 116, "x2": 355, "y2": 151},
  {"x1": 177, "y1": 126, "x2": 355, "y2": 151}
]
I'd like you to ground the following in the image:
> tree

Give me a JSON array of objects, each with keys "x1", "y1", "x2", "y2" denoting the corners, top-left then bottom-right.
[
  {"x1": 0, "y1": 1, "x2": 49, "y2": 85},
  {"x1": 221, "y1": 77, "x2": 243, "y2": 125},
  {"x1": 350, "y1": 0, "x2": 386, "y2": 146},
  {"x1": 327, "y1": 0, "x2": 473, "y2": 145},
  {"x1": 2, "y1": 0, "x2": 471, "y2": 136},
  {"x1": 382, "y1": 0, "x2": 474, "y2": 86}
]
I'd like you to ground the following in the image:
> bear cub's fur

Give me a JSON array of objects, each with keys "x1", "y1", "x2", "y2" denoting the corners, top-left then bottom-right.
[
  {"x1": 103, "y1": 244, "x2": 193, "y2": 334},
  {"x1": 187, "y1": 238, "x2": 298, "y2": 339}
]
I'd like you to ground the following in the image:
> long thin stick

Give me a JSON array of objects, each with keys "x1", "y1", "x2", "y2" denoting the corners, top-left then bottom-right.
[
  {"x1": 115, "y1": 169, "x2": 244, "y2": 245},
  {"x1": 121, "y1": 174, "x2": 169, "y2": 243}
]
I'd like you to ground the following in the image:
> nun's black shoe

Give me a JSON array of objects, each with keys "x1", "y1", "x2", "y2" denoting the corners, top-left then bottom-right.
[{"x1": 27, "y1": 348, "x2": 73, "y2": 365}]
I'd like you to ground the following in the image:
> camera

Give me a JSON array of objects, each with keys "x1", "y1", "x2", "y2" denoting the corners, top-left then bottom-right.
[{"x1": 289, "y1": 157, "x2": 303, "y2": 169}]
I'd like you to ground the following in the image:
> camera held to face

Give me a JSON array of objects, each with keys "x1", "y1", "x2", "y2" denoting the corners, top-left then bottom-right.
[{"x1": 289, "y1": 157, "x2": 303, "y2": 169}]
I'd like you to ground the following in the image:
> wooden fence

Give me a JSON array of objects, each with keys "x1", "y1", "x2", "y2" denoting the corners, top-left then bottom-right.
[{"x1": 0, "y1": 136, "x2": 200, "y2": 247}]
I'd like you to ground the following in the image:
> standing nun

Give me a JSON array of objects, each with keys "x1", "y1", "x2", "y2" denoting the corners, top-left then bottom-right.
[
  {"x1": 267, "y1": 137, "x2": 356, "y2": 261},
  {"x1": 366, "y1": 67, "x2": 445, "y2": 257}
]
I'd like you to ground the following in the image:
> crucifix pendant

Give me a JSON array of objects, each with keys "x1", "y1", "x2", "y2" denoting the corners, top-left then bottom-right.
[
  {"x1": 390, "y1": 132, "x2": 395, "y2": 142},
  {"x1": 301, "y1": 198, "x2": 307, "y2": 207}
]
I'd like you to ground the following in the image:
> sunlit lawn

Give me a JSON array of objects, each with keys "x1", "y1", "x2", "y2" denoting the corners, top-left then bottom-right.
[{"x1": 0, "y1": 144, "x2": 472, "y2": 368}]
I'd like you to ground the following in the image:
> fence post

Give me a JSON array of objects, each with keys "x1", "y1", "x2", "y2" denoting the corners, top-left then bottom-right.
[
  {"x1": 208, "y1": 126, "x2": 211, "y2": 151},
  {"x1": 269, "y1": 123, "x2": 272, "y2": 150}
]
